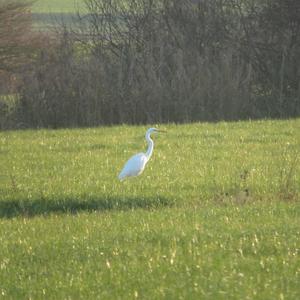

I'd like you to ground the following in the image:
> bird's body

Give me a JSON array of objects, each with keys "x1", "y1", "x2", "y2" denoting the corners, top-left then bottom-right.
[
  {"x1": 118, "y1": 153, "x2": 148, "y2": 180},
  {"x1": 118, "y1": 128, "x2": 164, "y2": 181}
]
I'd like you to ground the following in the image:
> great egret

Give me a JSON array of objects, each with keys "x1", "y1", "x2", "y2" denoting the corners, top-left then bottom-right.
[{"x1": 118, "y1": 128, "x2": 165, "y2": 181}]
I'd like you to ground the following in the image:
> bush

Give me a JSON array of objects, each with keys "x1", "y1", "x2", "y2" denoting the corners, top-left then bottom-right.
[{"x1": 11, "y1": 0, "x2": 300, "y2": 129}]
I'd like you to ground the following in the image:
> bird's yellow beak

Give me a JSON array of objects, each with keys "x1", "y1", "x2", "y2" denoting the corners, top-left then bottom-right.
[{"x1": 158, "y1": 129, "x2": 167, "y2": 133}]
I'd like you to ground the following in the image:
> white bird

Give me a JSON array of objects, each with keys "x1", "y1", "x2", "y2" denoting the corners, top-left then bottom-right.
[{"x1": 118, "y1": 128, "x2": 165, "y2": 181}]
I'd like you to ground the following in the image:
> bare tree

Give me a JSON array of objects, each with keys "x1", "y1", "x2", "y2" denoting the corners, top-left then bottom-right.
[
  {"x1": 10, "y1": 0, "x2": 300, "y2": 129},
  {"x1": 0, "y1": 0, "x2": 37, "y2": 72}
]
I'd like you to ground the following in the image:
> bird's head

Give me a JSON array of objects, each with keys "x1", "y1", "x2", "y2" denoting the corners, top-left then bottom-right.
[{"x1": 147, "y1": 127, "x2": 166, "y2": 135}]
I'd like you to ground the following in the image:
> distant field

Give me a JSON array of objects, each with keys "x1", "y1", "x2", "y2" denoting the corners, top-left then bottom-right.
[
  {"x1": 0, "y1": 120, "x2": 299, "y2": 298},
  {"x1": 32, "y1": 0, "x2": 86, "y2": 29},
  {"x1": 32, "y1": 0, "x2": 86, "y2": 13}
]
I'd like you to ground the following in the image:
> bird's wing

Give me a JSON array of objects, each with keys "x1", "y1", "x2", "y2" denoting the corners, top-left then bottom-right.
[{"x1": 119, "y1": 153, "x2": 148, "y2": 180}]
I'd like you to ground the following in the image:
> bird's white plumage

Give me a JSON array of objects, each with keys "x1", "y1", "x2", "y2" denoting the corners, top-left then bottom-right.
[
  {"x1": 118, "y1": 127, "x2": 164, "y2": 181},
  {"x1": 118, "y1": 153, "x2": 148, "y2": 181}
]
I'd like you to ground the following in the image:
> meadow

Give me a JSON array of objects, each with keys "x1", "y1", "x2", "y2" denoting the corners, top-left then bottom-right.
[
  {"x1": 0, "y1": 119, "x2": 299, "y2": 299},
  {"x1": 31, "y1": 0, "x2": 86, "y2": 29},
  {"x1": 32, "y1": 0, "x2": 86, "y2": 13}
]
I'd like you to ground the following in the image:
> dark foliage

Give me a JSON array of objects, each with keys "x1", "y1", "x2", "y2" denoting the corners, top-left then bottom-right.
[{"x1": 3, "y1": 0, "x2": 300, "y2": 129}]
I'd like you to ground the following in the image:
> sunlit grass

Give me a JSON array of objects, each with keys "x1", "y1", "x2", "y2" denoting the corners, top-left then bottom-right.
[
  {"x1": 0, "y1": 119, "x2": 299, "y2": 298},
  {"x1": 32, "y1": 0, "x2": 86, "y2": 13}
]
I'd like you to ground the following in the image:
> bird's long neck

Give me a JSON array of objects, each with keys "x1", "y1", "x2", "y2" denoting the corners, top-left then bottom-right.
[{"x1": 145, "y1": 132, "x2": 154, "y2": 160}]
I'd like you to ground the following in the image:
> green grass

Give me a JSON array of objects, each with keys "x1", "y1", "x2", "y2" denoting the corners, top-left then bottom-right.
[
  {"x1": 0, "y1": 120, "x2": 299, "y2": 299},
  {"x1": 31, "y1": 0, "x2": 86, "y2": 29},
  {"x1": 32, "y1": 0, "x2": 86, "y2": 13}
]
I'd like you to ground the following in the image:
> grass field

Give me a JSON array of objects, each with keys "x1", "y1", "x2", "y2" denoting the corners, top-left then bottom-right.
[
  {"x1": 32, "y1": 0, "x2": 86, "y2": 29},
  {"x1": 32, "y1": 0, "x2": 86, "y2": 13},
  {"x1": 0, "y1": 120, "x2": 299, "y2": 299}
]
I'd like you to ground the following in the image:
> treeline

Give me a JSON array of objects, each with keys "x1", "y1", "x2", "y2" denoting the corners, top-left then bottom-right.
[{"x1": 1, "y1": 0, "x2": 300, "y2": 129}]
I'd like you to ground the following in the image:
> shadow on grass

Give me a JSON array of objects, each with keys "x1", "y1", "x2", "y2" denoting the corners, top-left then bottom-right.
[{"x1": 0, "y1": 196, "x2": 174, "y2": 218}]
